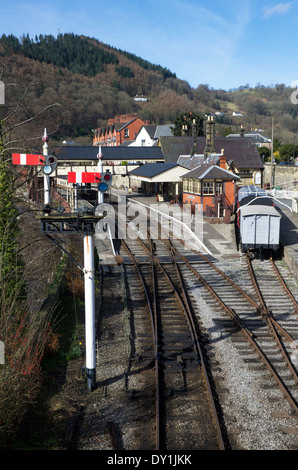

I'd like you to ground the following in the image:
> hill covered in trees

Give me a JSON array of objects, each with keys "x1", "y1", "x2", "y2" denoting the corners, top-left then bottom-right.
[{"x1": 0, "y1": 33, "x2": 297, "y2": 146}]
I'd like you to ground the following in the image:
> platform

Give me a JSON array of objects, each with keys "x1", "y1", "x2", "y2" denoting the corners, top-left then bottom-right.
[
  {"x1": 105, "y1": 190, "x2": 239, "y2": 258},
  {"x1": 92, "y1": 191, "x2": 298, "y2": 279},
  {"x1": 94, "y1": 236, "x2": 119, "y2": 266}
]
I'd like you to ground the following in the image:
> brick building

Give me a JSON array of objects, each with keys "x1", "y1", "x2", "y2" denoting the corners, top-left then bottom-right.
[
  {"x1": 181, "y1": 155, "x2": 240, "y2": 220},
  {"x1": 93, "y1": 114, "x2": 146, "y2": 147}
]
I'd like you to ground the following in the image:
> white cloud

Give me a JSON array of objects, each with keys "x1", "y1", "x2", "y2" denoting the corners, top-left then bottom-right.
[{"x1": 263, "y1": 1, "x2": 295, "y2": 19}]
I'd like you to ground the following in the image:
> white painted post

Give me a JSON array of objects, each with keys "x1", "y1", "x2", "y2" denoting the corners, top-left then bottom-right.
[
  {"x1": 42, "y1": 128, "x2": 50, "y2": 205},
  {"x1": 74, "y1": 185, "x2": 78, "y2": 212},
  {"x1": 97, "y1": 146, "x2": 104, "y2": 204},
  {"x1": 84, "y1": 233, "x2": 96, "y2": 391}
]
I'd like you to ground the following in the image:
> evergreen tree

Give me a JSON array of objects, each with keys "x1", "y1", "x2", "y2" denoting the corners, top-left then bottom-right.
[
  {"x1": 171, "y1": 112, "x2": 204, "y2": 137},
  {"x1": 0, "y1": 33, "x2": 119, "y2": 77}
]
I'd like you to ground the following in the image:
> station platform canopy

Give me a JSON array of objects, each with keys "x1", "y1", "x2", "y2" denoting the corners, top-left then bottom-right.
[
  {"x1": 50, "y1": 145, "x2": 164, "y2": 164},
  {"x1": 128, "y1": 163, "x2": 189, "y2": 183}
]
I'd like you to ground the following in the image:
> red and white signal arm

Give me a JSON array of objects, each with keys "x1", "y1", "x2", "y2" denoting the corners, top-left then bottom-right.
[
  {"x1": 12, "y1": 153, "x2": 45, "y2": 165},
  {"x1": 68, "y1": 172, "x2": 101, "y2": 184}
]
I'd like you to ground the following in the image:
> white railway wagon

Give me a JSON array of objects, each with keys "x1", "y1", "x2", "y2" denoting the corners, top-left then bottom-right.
[{"x1": 239, "y1": 204, "x2": 281, "y2": 252}]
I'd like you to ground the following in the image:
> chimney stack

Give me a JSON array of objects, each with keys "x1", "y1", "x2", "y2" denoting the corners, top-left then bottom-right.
[
  {"x1": 191, "y1": 119, "x2": 197, "y2": 156},
  {"x1": 219, "y1": 151, "x2": 226, "y2": 169},
  {"x1": 204, "y1": 115, "x2": 216, "y2": 159}
]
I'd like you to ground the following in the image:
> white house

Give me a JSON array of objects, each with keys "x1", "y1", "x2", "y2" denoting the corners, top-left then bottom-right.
[
  {"x1": 129, "y1": 125, "x2": 157, "y2": 147},
  {"x1": 129, "y1": 124, "x2": 174, "y2": 147}
]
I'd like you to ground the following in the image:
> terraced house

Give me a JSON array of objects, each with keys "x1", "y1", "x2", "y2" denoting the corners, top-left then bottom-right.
[{"x1": 93, "y1": 113, "x2": 147, "y2": 147}]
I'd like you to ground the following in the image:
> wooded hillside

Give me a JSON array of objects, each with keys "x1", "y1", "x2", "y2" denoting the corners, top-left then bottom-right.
[{"x1": 0, "y1": 33, "x2": 297, "y2": 145}]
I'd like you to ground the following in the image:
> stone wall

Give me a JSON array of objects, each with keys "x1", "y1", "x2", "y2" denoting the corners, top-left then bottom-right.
[{"x1": 263, "y1": 163, "x2": 298, "y2": 188}]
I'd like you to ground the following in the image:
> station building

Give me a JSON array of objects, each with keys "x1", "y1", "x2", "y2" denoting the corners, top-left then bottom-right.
[
  {"x1": 128, "y1": 163, "x2": 190, "y2": 202},
  {"x1": 181, "y1": 155, "x2": 240, "y2": 221}
]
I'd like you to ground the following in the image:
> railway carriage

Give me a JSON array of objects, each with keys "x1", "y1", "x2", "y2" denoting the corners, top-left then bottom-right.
[{"x1": 237, "y1": 185, "x2": 281, "y2": 253}]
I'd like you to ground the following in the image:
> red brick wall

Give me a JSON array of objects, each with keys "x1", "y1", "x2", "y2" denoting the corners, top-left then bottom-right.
[
  {"x1": 183, "y1": 181, "x2": 236, "y2": 212},
  {"x1": 183, "y1": 193, "x2": 212, "y2": 212},
  {"x1": 94, "y1": 116, "x2": 145, "y2": 146},
  {"x1": 224, "y1": 181, "x2": 236, "y2": 206},
  {"x1": 119, "y1": 118, "x2": 145, "y2": 144}
]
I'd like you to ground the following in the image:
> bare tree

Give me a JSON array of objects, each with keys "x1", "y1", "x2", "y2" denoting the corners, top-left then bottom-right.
[{"x1": 0, "y1": 67, "x2": 63, "y2": 448}]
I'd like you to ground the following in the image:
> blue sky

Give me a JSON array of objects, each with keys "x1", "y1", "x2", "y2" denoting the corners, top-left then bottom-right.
[{"x1": 1, "y1": 0, "x2": 298, "y2": 90}]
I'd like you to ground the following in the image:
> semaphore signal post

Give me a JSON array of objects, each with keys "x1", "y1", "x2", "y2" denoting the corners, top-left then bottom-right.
[{"x1": 12, "y1": 129, "x2": 109, "y2": 392}]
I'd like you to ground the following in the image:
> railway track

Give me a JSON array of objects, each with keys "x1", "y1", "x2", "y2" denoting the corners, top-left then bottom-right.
[
  {"x1": 116, "y1": 207, "x2": 298, "y2": 449},
  {"x1": 171, "y1": 244, "x2": 298, "y2": 413},
  {"x1": 77, "y1": 201, "x2": 298, "y2": 450},
  {"x1": 121, "y1": 235, "x2": 227, "y2": 450}
]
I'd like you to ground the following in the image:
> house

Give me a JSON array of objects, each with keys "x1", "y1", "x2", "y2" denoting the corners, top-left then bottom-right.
[
  {"x1": 129, "y1": 124, "x2": 174, "y2": 147},
  {"x1": 93, "y1": 114, "x2": 147, "y2": 147},
  {"x1": 133, "y1": 95, "x2": 149, "y2": 102},
  {"x1": 129, "y1": 125, "x2": 158, "y2": 147},
  {"x1": 181, "y1": 155, "x2": 240, "y2": 220}
]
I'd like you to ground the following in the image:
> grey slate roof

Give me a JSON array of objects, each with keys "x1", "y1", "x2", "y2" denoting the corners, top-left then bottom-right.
[
  {"x1": 178, "y1": 154, "x2": 220, "y2": 169},
  {"x1": 143, "y1": 125, "x2": 158, "y2": 139},
  {"x1": 181, "y1": 164, "x2": 240, "y2": 181},
  {"x1": 50, "y1": 145, "x2": 164, "y2": 162},
  {"x1": 159, "y1": 136, "x2": 264, "y2": 169},
  {"x1": 154, "y1": 125, "x2": 174, "y2": 138},
  {"x1": 133, "y1": 124, "x2": 174, "y2": 141},
  {"x1": 128, "y1": 163, "x2": 178, "y2": 178}
]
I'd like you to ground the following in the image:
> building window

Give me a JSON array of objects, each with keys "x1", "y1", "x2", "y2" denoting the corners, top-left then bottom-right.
[
  {"x1": 183, "y1": 180, "x2": 189, "y2": 192},
  {"x1": 183, "y1": 179, "x2": 201, "y2": 193},
  {"x1": 215, "y1": 182, "x2": 223, "y2": 195},
  {"x1": 194, "y1": 181, "x2": 200, "y2": 193},
  {"x1": 124, "y1": 128, "x2": 129, "y2": 138},
  {"x1": 203, "y1": 182, "x2": 214, "y2": 195}
]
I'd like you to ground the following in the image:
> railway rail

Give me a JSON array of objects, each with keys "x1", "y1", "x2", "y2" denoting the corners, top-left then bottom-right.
[
  {"x1": 170, "y1": 242, "x2": 298, "y2": 416},
  {"x1": 118, "y1": 202, "x2": 297, "y2": 448},
  {"x1": 77, "y1": 199, "x2": 298, "y2": 450},
  {"x1": 121, "y1": 233, "x2": 227, "y2": 450}
]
